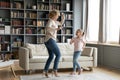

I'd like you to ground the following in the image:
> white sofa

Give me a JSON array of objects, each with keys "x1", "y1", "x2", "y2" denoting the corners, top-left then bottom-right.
[{"x1": 19, "y1": 43, "x2": 97, "y2": 72}]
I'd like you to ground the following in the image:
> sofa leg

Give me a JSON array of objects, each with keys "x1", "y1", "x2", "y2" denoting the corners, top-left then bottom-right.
[
  {"x1": 89, "y1": 67, "x2": 93, "y2": 71},
  {"x1": 25, "y1": 70, "x2": 30, "y2": 74}
]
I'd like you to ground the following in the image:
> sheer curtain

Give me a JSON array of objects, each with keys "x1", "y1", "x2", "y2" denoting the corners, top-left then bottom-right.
[
  {"x1": 106, "y1": 0, "x2": 120, "y2": 43},
  {"x1": 86, "y1": 0, "x2": 100, "y2": 42}
]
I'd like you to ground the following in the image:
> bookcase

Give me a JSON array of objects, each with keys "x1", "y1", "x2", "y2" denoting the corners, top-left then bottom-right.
[{"x1": 0, "y1": 0, "x2": 74, "y2": 59}]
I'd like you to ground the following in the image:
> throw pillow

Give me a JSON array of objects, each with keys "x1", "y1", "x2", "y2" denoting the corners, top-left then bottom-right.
[
  {"x1": 81, "y1": 47, "x2": 93, "y2": 57},
  {"x1": 25, "y1": 43, "x2": 36, "y2": 58}
]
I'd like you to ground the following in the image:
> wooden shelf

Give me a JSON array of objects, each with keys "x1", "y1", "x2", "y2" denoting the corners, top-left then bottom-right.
[{"x1": 0, "y1": 0, "x2": 74, "y2": 59}]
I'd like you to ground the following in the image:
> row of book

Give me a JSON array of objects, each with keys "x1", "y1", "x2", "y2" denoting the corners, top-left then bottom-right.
[
  {"x1": 12, "y1": 20, "x2": 23, "y2": 26},
  {"x1": 38, "y1": 29, "x2": 45, "y2": 34},
  {"x1": 50, "y1": 0, "x2": 61, "y2": 3},
  {"x1": 38, "y1": 4, "x2": 61, "y2": 10},
  {"x1": 12, "y1": 41, "x2": 22, "y2": 47},
  {"x1": 0, "y1": 1, "x2": 71, "y2": 11},
  {"x1": 0, "y1": 1, "x2": 10, "y2": 8},
  {"x1": 38, "y1": 4, "x2": 49, "y2": 10},
  {"x1": 11, "y1": 28, "x2": 72, "y2": 34},
  {"x1": 49, "y1": 4, "x2": 61, "y2": 10},
  {"x1": 25, "y1": 13, "x2": 37, "y2": 19},
  {"x1": 11, "y1": 12, "x2": 49, "y2": 19},
  {"x1": 12, "y1": 28, "x2": 24, "y2": 34},
  {"x1": 12, "y1": 28, "x2": 45, "y2": 34},
  {"x1": 37, "y1": 37, "x2": 45, "y2": 43},
  {"x1": 58, "y1": 29, "x2": 72, "y2": 34},
  {"x1": 26, "y1": 20, "x2": 37, "y2": 26},
  {"x1": 12, "y1": 37, "x2": 23, "y2": 47},
  {"x1": 26, "y1": 20, "x2": 46, "y2": 27},
  {"x1": 0, "y1": 26, "x2": 11, "y2": 34},
  {"x1": 11, "y1": 27, "x2": 72, "y2": 34},
  {"x1": 41, "y1": 0, "x2": 61, "y2": 3},
  {"x1": 66, "y1": 29, "x2": 71, "y2": 34},
  {"x1": 25, "y1": 28, "x2": 37, "y2": 34},
  {"x1": 65, "y1": 14, "x2": 73, "y2": 20},
  {"x1": 11, "y1": 11, "x2": 24, "y2": 18},
  {"x1": 12, "y1": 2, "x2": 23, "y2": 9},
  {"x1": 11, "y1": 13, "x2": 72, "y2": 20},
  {"x1": 37, "y1": 21, "x2": 45, "y2": 26},
  {"x1": 65, "y1": 21, "x2": 72, "y2": 27},
  {"x1": 0, "y1": 36, "x2": 10, "y2": 42},
  {"x1": 12, "y1": 20, "x2": 72, "y2": 27}
]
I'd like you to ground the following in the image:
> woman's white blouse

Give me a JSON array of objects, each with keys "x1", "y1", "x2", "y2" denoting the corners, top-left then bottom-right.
[{"x1": 45, "y1": 19, "x2": 60, "y2": 42}]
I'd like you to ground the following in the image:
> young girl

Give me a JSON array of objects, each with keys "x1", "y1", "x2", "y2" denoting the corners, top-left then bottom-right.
[{"x1": 70, "y1": 29, "x2": 86, "y2": 75}]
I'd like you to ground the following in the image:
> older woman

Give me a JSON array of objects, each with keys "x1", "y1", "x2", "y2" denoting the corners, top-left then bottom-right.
[{"x1": 43, "y1": 10, "x2": 65, "y2": 78}]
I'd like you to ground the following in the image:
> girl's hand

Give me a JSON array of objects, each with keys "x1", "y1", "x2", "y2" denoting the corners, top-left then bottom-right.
[{"x1": 70, "y1": 39, "x2": 73, "y2": 44}]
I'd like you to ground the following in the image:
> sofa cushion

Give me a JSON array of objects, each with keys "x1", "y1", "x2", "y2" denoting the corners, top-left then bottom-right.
[
  {"x1": 81, "y1": 47, "x2": 93, "y2": 57},
  {"x1": 25, "y1": 43, "x2": 48, "y2": 58},
  {"x1": 29, "y1": 56, "x2": 62, "y2": 63},
  {"x1": 57, "y1": 43, "x2": 74, "y2": 56},
  {"x1": 36, "y1": 44, "x2": 48, "y2": 56},
  {"x1": 62, "y1": 56, "x2": 93, "y2": 62}
]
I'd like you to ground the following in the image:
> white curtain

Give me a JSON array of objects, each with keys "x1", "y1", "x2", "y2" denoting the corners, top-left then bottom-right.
[
  {"x1": 106, "y1": 0, "x2": 120, "y2": 43},
  {"x1": 86, "y1": 0, "x2": 100, "y2": 42},
  {"x1": 82, "y1": 0, "x2": 88, "y2": 38}
]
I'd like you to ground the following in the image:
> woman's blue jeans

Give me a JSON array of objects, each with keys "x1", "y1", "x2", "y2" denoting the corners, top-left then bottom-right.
[
  {"x1": 44, "y1": 38, "x2": 61, "y2": 72},
  {"x1": 73, "y1": 51, "x2": 81, "y2": 72}
]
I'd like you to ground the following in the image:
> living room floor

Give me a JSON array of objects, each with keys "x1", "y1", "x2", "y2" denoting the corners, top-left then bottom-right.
[{"x1": 0, "y1": 60, "x2": 120, "y2": 80}]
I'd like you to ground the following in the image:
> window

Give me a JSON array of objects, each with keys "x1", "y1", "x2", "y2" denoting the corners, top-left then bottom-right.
[
  {"x1": 87, "y1": 0, "x2": 100, "y2": 42},
  {"x1": 106, "y1": 0, "x2": 120, "y2": 43}
]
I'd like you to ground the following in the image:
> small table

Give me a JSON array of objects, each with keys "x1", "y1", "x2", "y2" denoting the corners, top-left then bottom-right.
[{"x1": 0, "y1": 60, "x2": 16, "y2": 78}]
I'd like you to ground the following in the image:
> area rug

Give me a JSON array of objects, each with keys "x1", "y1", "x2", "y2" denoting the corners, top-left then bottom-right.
[{"x1": 20, "y1": 72, "x2": 118, "y2": 80}]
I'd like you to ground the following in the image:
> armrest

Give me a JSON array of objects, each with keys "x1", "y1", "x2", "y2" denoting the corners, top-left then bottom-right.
[
  {"x1": 18, "y1": 47, "x2": 30, "y2": 70},
  {"x1": 92, "y1": 47, "x2": 98, "y2": 67}
]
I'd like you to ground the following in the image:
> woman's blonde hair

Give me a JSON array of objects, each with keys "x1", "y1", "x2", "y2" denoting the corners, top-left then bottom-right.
[{"x1": 48, "y1": 10, "x2": 60, "y2": 18}]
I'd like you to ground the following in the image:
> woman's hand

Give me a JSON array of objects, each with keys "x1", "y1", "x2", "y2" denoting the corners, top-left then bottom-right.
[
  {"x1": 61, "y1": 13, "x2": 65, "y2": 21},
  {"x1": 57, "y1": 25, "x2": 63, "y2": 30}
]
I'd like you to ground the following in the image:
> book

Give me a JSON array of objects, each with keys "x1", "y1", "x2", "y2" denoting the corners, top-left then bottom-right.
[
  {"x1": 0, "y1": 30, "x2": 4, "y2": 34},
  {"x1": 5, "y1": 26, "x2": 11, "y2": 34}
]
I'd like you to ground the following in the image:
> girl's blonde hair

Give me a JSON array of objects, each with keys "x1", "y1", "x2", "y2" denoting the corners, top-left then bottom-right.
[
  {"x1": 76, "y1": 29, "x2": 84, "y2": 35},
  {"x1": 48, "y1": 10, "x2": 60, "y2": 18}
]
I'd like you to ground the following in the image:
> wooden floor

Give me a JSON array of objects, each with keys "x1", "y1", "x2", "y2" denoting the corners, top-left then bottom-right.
[{"x1": 0, "y1": 60, "x2": 120, "y2": 80}]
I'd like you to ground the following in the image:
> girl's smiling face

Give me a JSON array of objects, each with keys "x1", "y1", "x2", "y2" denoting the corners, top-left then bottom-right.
[{"x1": 76, "y1": 29, "x2": 83, "y2": 37}]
